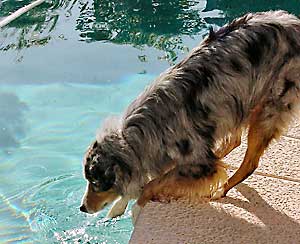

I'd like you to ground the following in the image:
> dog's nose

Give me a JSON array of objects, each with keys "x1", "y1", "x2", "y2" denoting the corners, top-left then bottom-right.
[{"x1": 80, "y1": 205, "x2": 88, "y2": 213}]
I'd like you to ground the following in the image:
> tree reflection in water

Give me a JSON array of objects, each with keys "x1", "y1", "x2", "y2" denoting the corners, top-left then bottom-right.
[
  {"x1": 1, "y1": 0, "x2": 299, "y2": 63},
  {"x1": 0, "y1": 0, "x2": 76, "y2": 51},
  {"x1": 76, "y1": 1, "x2": 211, "y2": 63},
  {"x1": 0, "y1": 0, "x2": 210, "y2": 64}
]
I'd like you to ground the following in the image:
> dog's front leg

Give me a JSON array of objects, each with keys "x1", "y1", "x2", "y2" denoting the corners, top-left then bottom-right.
[{"x1": 106, "y1": 197, "x2": 129, "y2": 218}]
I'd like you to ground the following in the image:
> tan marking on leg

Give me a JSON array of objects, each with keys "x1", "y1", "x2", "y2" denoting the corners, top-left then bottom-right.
[
  {"x1": 215, "y1": 129, "x2": 242, "y2": 159},
  {"x1": 137, "y1": 161, "x2": 228, "y2": 207},
  {"x1": 223, "y1": 105, "x2": 281, "y2": 196}
]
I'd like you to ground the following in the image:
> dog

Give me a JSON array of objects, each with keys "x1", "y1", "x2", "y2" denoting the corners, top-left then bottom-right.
[{"x1": 80, "y1": 10, "x2": 300, "y2": 219}]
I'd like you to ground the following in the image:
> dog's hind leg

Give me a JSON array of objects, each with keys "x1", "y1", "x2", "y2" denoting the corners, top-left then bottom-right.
[
  {"x1": 222, "y1": 59, "x2": 300, "y2": 196},
  {"x1": 214, "y1": 128, "x2": 242, "y2": 159},
  {"x1": 222, "y1": 104, "x2": 287, "y2": 197},
  {"x1": 137, "y1": 160, "x2": 228, "y2": 207}
]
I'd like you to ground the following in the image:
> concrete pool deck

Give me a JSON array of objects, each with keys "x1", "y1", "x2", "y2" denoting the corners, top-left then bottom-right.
[{"x1": 130, "y1": 120, "x2": 300, "y2": 244}]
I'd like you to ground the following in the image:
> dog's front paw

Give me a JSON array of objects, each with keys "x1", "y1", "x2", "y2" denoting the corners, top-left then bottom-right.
[
  {"x1": 137, "y1": 179, "x2": 161, "y2": 207},
  {"x1": 137, "y1": 187, "x2": 154, "y2": 207},
  {"x1": 131, "y1": 202, "x2": 141, "y2": 225},
  {"x1": 106, "y1": 197, "x2": 128, "y2": 218}
]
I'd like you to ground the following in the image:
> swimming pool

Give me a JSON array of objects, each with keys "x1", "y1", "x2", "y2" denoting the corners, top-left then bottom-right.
[
  {"x1": 0, "y1": 78, "x2": 152, "y2": 243},
  {"x1": 1, "y1": 0, "x2": 299, "y2": 243}
]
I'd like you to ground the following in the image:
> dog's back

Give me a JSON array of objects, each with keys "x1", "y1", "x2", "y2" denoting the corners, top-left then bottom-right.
[
  {"x1": 133, "y1": 11, "x2": 300, "y2": 204},
  {"x1": 123, "y1": 11, "x2": 300, "y2": 175}
]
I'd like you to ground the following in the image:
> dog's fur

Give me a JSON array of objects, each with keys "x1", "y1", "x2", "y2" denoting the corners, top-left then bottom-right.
[{"x1": 80, "y1": 10, "x2": 300, "y2": 217}]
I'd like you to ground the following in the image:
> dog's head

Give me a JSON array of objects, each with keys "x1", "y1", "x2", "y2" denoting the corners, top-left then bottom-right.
[{"x1": 80, "y1": 138, "x2": 126, "y2": 214}]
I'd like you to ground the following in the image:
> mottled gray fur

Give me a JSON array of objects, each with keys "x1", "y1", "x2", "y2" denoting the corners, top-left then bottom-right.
[{"x1": 83, "y1": 10, "x2": 300, "y2": 202}]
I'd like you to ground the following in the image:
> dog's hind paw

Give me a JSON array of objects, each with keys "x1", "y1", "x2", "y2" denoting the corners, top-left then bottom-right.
[{"x1": 211, "y1": 186, "x2": 225, "y2": 200}]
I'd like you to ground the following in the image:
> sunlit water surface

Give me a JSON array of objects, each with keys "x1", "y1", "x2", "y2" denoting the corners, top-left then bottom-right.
[
  {"x1": 1, "y1": 0, "x2": 299, "y2": 243},
  {"x1": 0, "y1": 75, "x2": 153, "y2": 243}
]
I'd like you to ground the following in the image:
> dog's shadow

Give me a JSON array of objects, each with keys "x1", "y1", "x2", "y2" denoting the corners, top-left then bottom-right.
[
  {"x1": 133, "y1": 183, "x2": 300, "y2": 244},
  {"x1": 214, "y1": 184, "x2": 300, "y2": 243}
]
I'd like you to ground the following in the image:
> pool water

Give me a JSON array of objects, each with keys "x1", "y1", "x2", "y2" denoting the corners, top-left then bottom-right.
[
  {"x1": 0, "y1": 0, "x2": 299, "y2": 243},
  {"x1": 0, "y1": 77, "x2": 152, "y2": 243}
]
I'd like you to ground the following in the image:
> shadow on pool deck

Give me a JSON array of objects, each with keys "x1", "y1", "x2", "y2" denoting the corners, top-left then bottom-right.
[{"x1": 130, "y1": 121, "x2": 300, "y2": 244}]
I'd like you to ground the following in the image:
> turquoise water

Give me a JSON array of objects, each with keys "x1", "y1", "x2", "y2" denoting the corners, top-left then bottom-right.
[
  {"x1": 1, "y1": 0, "x2": 299, "y2": 243},
  {"x1": 0, "y1": 76, "x2": 152, "y2": 243}
]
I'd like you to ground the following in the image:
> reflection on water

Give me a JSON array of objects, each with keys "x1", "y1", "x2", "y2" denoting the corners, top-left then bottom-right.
[
  {"x1": 1, "y1": 0, "x2": 300, "y2": 57},
  {"x1": 0, "y1": 0, "x2": 67, "y2": 51},
  {"x1": 2, "y1": 0, "x2": 299, "y2": 83},
  {"x1": 206, "y1": 0, "x2": 300, "y2": 21},
  {"x1": 76, "y1": 0, "x2": 209, "y2": 63},
  {"x1": 0, "y1": 0, "x2": 218, "y2": 64}
]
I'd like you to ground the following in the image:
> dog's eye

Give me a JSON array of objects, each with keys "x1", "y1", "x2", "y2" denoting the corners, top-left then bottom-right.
[{"x1": 92, "y1": 182, "x2": 100, "y2": 187}]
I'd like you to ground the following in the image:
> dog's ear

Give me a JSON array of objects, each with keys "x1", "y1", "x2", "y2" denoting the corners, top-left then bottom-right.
[
  {"x1": 99, "y1": 164, "x2": 121, "y2": 191},
  {"x1": 100, "y1": 166, "x2": 116, "y2": 191},
  {"x1": 92, "y1": 141, "x2": 98, "y2": 149}
]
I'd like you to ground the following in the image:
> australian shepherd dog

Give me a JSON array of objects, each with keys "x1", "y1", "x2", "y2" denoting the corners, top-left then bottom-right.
[{"x1": 80, "y1": 11, "x2": 300, "y2": 219}]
